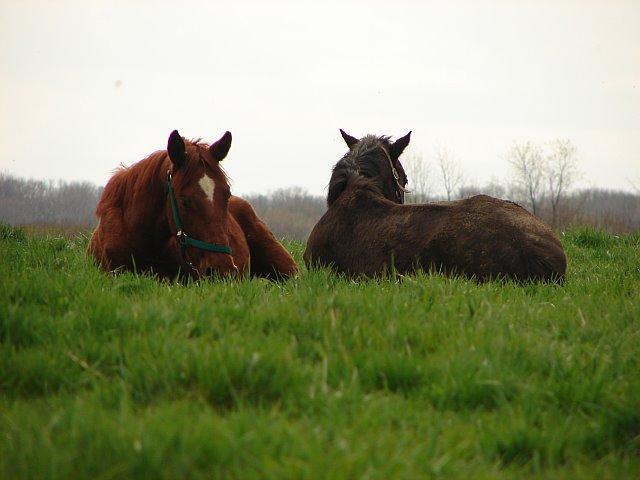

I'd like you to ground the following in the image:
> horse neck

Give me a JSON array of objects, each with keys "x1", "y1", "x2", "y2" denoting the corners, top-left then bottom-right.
[
  {"x1": 353, "y1": 152, "x2": 398, "y2": 203},
  {"x1": 344, "y1": 176, "x2": 394, "y2": 212},
  {"x1": 356, "y1": 175, "x2": 397, "y2": 205}
]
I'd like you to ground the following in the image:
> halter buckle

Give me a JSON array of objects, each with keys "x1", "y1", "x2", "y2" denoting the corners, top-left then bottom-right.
[{"x1": 176, "y1": 230, "x2": 187, "y2": 245}]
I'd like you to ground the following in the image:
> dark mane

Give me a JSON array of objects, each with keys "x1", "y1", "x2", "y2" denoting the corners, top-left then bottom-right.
[{"x1": 327, "y1": 135, "x2": 393, "y2": 206}]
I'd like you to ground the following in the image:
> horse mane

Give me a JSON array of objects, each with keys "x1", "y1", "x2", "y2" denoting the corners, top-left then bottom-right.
[
  {"x1": 327, "y1": 135, "x2": 392, "y2": 206},
  {"x1": 96, "y1": 139, "x2": 225, "y2": 216}
]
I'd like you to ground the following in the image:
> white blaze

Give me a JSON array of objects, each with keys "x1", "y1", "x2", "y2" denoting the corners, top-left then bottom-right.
[{"x1": 198, "y1": 174, "x2": 215, "y2": 203}]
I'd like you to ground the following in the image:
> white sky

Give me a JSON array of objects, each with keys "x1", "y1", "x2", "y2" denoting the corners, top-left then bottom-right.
[{"x1": 1, "y1": 0, "x2": 639, "y2": 196}]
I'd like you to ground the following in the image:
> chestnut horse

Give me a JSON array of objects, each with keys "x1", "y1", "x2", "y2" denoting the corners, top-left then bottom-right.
[
  {"x1": 304, "y1": 130, "x2": 566, "y2": 282},
  {"x1": 90, "y1": 130, "x2": 297, "y2": 280}
]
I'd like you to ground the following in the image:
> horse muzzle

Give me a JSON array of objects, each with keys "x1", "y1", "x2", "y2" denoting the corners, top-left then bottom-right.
[{"x1": 204, "y1": 261, "x2": 239, "y2": 278}]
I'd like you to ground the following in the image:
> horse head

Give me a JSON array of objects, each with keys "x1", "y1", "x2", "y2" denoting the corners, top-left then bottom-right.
[
  {"x1": 165, "y1": 130, "x2": 238, "y2": 278},
  {"x1": 329, "y1": 130, "x2": 411, "y2": 205}
]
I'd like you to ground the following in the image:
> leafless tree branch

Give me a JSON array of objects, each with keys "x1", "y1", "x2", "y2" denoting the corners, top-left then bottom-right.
[
  {"x1": 507, "y1": 141, "x2": 544, "y2": 216},
  {"x1": 546, "y1": 139, "x2": 579, "y2": 227},
  {"x1": 437, "y1": 148, "x2": 463, "y2": 201},
  {"x1": 403, "y1": 152, "x2": 432, "y2": 204}
]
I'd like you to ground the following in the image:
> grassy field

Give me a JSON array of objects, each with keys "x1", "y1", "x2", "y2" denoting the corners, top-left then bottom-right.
[{"x1": 1, "y1": 223, "x2": 639, "y2": 479}]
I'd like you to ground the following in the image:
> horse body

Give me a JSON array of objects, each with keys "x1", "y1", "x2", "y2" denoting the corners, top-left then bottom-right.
[
  {"x1": 304, "y1": 132, "x2": 566, "y2": 282},
  {"x1": 90, "y1": 131, "x2": 297, "y2": 280}
]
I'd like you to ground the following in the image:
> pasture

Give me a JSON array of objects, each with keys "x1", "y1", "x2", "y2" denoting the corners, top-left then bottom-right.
[{"x1": 1, "y1": 223, "x2": 639, "y2": 479}]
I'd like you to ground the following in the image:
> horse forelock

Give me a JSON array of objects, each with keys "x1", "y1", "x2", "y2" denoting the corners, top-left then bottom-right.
[
  {"x1": 178, "y1": 139, "x2": 230, "y2": 189},
  {"x1": 348, "y1": 135, "x2": 391, "y2": 157}
]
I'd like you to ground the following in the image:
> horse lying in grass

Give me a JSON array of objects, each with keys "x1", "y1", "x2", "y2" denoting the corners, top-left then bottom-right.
[
  {"x1": 304, "y1": 130, "x2": 567, "y2": 282},
  {"x1": 90, "y1": 130, "x2": 297, "y2": 280}
]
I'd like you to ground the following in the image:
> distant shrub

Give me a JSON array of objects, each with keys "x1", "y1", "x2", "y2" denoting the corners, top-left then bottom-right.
[{"x1": 0, "y1": 221, "x2": 27, "y2": 242}]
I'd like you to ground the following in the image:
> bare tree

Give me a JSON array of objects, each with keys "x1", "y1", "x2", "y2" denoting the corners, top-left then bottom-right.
[
  {"x1": 507, "y1": 141, "x2": 544, "y2": 216},
  {"x1": 437, "y1": 148, "x2": 463, "y2": 201},
  {"x1": 546, "y1": 139, "x2": 579, "y2": 227},
  {"x1": 403, "y1": 152, "x2": 432, "y2": 203}
]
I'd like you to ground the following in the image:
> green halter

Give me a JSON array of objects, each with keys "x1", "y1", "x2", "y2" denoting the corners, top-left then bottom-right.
[{"x1": 166, "y1": 171, "x2": 232, "y2": 271}]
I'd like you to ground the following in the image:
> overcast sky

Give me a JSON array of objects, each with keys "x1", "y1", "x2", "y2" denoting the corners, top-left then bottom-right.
[{"x1": 1, "y1": 0, "x2": 639, "y2": 196}]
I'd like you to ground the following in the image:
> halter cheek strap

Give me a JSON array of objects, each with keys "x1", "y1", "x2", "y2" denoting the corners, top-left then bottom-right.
[
  {"x1": 379, "y1": 147, "x2": 411, "y2": 204},
  {"x1": 166, "y1": 171, "x2": 232, "y2": 271}
]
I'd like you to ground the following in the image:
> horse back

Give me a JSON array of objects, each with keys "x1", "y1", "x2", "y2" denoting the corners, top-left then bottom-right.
[
  {"x1": 305, "y1": 193, "x2": 566, "y2": 282},
  {"x1": 419, "y1": 195, "x2": 566, "y2": 282}
]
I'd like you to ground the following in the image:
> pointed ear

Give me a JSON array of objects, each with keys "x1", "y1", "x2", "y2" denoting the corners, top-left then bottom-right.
[
  {"x1": 209, "y1": 131, "x2": 232, "y2": 161},
  {"x1": 340, "y1": 129, "x2": 359, "y2": 149},
  {"x1": 390, "y1": 131, "x2": 411, "y2": 158},
  {"x1": 167, "y1": 130, "x2": 186, "y2": 168}
]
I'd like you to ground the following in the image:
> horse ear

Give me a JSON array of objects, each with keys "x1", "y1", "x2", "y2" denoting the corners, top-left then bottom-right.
[
  {"x1": 167, "y1": 130, "x2": 186, "y2": 168},
  {"x1": 390, "y1": 131, "x2": 411, "y2": 158},
  {"x1": 340, "y1": 129, "x2": 359, "y2": 149},
  {"x1": 209, "y1": 131, "x2": 232, "y2": 161}
]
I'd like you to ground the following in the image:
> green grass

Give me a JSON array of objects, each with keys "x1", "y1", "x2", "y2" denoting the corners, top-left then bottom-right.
[{"x1": 1, "y1": 223, "x2": 639, "y2": 479}]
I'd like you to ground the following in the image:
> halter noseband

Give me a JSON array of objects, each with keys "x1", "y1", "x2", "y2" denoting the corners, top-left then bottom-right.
[
  {"x1": 166, "y1": 170, "x2": 232, "y2": 272},
  {"x1": 379, "y1": 147, "x2": 411, "y2": 204}
]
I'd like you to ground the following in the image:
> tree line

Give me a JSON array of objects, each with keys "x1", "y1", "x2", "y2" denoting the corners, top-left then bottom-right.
[
  {"x1": 0, "y1": 173, "x2": 326, "y2": 240},
  {"x1": 0, "y1": 174, "x2": 102, "y2": 229},
  {"x1": 1, "y1": 139, "x2": 639, "y2": 240}
]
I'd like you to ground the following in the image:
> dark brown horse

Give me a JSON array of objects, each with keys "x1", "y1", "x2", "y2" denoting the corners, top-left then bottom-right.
[
  {"x1": 90, "y1": 130, "x2": 297, "y2": 280},
  {"x1": 304, "y1": 130, "x2": 567, "y2": 282}
]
